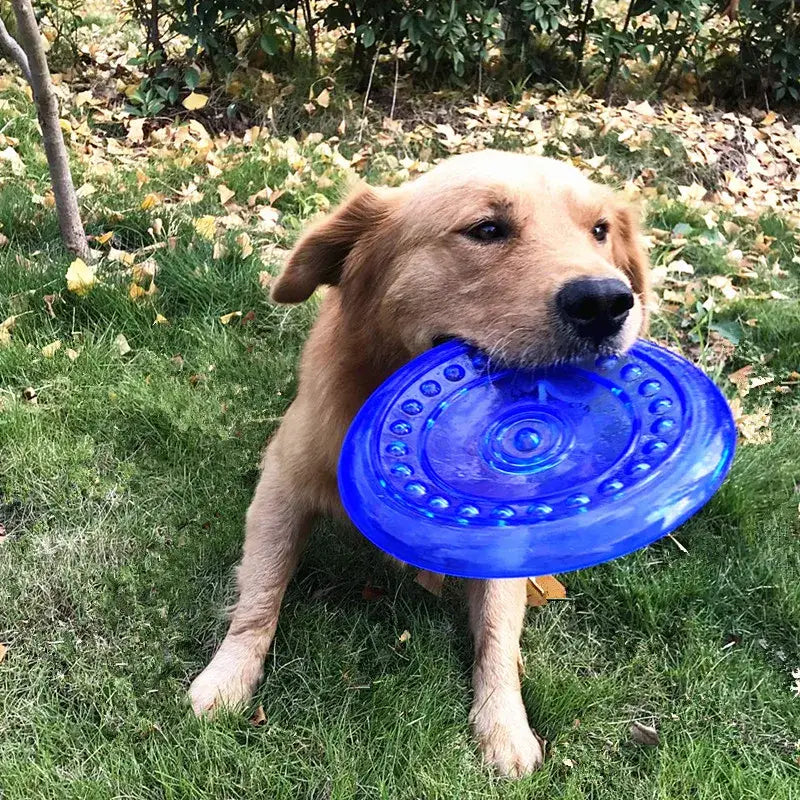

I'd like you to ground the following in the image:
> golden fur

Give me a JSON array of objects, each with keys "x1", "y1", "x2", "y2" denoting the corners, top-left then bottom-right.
[{"x1": 189, "y1": 150, "x2": 651, "y2": 777}]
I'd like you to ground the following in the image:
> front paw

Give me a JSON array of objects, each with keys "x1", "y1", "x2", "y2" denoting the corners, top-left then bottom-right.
[
  {"x1": 188, "y1": 642, "x2": 264, "y2": 717},
  {"x1": 470, "y1": 695, "x2": 544, "y2": 777}
]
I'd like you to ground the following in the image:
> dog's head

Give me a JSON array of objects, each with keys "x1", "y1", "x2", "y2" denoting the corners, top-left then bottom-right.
[{"x1": 272, "y1": 150, "x2": 651, "y2": 366}]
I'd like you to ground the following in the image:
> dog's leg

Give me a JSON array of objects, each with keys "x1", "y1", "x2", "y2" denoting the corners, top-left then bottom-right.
[
  {"x1": 189, "y1": 443, "x2": 312, "y2": 716},
  {"x1": 467, "y1": 578, "x2": 543, "y2": 777}
]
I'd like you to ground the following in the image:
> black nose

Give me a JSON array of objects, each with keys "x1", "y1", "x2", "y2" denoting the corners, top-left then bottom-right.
[{"x1": 556, "y1": 278, "x2": 634, "y2": 343}]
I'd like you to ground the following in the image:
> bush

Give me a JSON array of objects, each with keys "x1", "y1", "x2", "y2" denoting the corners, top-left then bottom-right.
[{"x1": 121, "y1": 0, "x2": 800, "y2": 109}]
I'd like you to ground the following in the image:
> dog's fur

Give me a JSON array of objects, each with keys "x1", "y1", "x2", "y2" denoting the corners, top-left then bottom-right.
[{"x1": 189, "y1": 150, "x2": 651, "y2": 777}]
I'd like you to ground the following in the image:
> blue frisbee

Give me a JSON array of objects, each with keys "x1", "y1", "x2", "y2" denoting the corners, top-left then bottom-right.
[{"x1": 338, "y1": 340, "x2": 736, "y2": 579}]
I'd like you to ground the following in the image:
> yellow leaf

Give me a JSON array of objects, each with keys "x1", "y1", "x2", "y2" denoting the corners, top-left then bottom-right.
[
  {"x1": 95, "y1": 231, "x2": 113, "y2": 245},
  {"x1": 115, "y1": 333, "x2": 131, "y2": 356},
  {"x1": 0, "y1": 315, "x2": 15, "y2": 331},
  {"x1": 154, "y1": 313, "x2": 168, "y2": 325},
  {"x1": 194, "y1": 215, "x2": 217, "y2": 241},
  {"x1": 0, "y1": 643, "x2": 6, "y2": 663},
  {"x1": 41, "y1": 339, "x2": 62, "y2": 358},
  {"x1": 129, "y1": 282, "x2": 147, "y2": 301},
  {"x1": 219, "y1": 311, "x2": 242, "y2": 325},
  {"x1": 0, "y1": 327, "x2": 10, "y2": 347},
  {"x1": 526, "y1": 575, "x2": 567, "y2": 606},
  {"x1": 66, "y1": 348, "x2": 79, "y2": 361},
  {"x1": 140, "y1": 193, "x2": 160, "y2": 211},
  {"x1": 182, "y1": 92, "x2": 209, "y2": 111},
  {"x1": 236, "y1": 232, "x2": 253, "y2": 258},
  {"x1": 217, "y1": 184, "x2": 235, "y2": 205},
  {"x1": 316, "y1": 88, "x2": 331, "y2": 108},
  {"x1": 66, "y1": 258, "x2": 98, "y2": 296}
]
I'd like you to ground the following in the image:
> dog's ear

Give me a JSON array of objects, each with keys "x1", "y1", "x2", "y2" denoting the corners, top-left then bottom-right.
[
  {"x1": 271, "y1": 185, "x2": 388, "y2": 304},
  {"x1": 612, "y1": 203, "x2": 652, "y2": 328}
]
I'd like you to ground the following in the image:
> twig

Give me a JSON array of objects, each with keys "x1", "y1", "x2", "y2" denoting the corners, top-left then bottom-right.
[
  {"x1": 390, "y1": 48, "x2": 399, "y2": 119},
  {"x1": 358, "y1": 45, "x2": 381, "y2": 143},
  {"x1": 0, "y1": 17, "x2": 32, "y2": 83}
]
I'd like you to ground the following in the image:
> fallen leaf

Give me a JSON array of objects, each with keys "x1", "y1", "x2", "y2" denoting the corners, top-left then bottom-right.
[
  {"x1": 398, "y1": 630, "x2": 411, "y2": 644},
  {"x1": 140, "y1": 193, "x2": 160, "y2": 211},
  {"x1": 362, "y1": 583, "x2": 385, "y2": 601},
  {"x1": 217, "y1": 184, "x2": 235, "y2": 205},
  {"x1": 0, "y1": 146, "x2": 24, "y2": 176},
  {"x1": 258, "y1": 271, "x2": 272, "y2": 290},
  {"x1": 154, "y1": 313, "x2": 168, "y2": 325},
  {"x1": 65, "y1": 258, "x2": 97, "y2": 296},
  {"x1": 129, "y1": 282, "x2": 147, "y2": 301},
  {"x1": 127, "y1": 118, "x2": 146, "y2": 144},
  {"x1": 219, "y1": 311, "x2": 242, "y2": 325},
  {"x1": 194, "y1": 215, "x2": 217, "y2": 241},
  {"x1": 527, "y1": 575, "x2": 567, "y2": 606},
  {"x1": 95, "y1": 231, "x2": 114, "y2": 245},
  {"x1": 630, "y1": 721, "x2": 660, "y2": 746},
  {"x1": 249, "y1": 705, "x2": 267, "y2": 726},
  {"x1": 115, "y1": 333, "x2": 131, "y2": 356},
  {"x1": 316, "y1": 88, "x2": 331, "y2": 108},
  {"x1": 182, "y1": 92, "x2": 209, "y2": 110},
  {"x1": 0, "y1": 643, "x2": 6, "y2": 664},
  {"x1": 415, "y1": 570, "x2": 445, "y2": 596},
  {"x1": 41, "y1": 340, "x2": 61, "y2": 358},
  {"x1": 66, "y1": 348, "x2": 79, "y2": 361},
  {"x1": 212, "y1": 241, "x2": 228, "y2": 260},
  {"x1": 236, "y1": 232, "x2": 253, "y2": 258}
]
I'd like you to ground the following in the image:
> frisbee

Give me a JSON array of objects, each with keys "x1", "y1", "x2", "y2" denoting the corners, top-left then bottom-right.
[{"x1": 338, "y1": 339, "x2": 736, "y2": 579}]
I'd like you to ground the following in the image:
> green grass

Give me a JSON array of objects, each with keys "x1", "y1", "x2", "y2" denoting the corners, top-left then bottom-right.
[{"x1": 2, "y1": 92, "x2": 800, "y2": 799}]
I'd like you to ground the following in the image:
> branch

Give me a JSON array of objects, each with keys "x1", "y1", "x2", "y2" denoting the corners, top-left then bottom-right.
[{"x1": 0, "y1": 17, "x2": 32, "y2": 84}]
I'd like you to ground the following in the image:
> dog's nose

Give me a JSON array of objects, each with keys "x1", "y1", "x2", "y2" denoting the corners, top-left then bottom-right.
[{"x1": 556, "y1": 278, "x2": 634, "y2": 342}]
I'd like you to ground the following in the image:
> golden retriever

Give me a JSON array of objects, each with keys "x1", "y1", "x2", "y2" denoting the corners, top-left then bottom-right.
[{"x1": 189, "y1": 150, "x2": 651, "y2": 777}]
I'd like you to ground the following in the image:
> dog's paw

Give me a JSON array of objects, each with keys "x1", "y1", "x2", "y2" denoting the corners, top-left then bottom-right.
[
  {"x1": 188, "y1": 644, "x2": 264, "y2": 717},
  {"x1": 470, "y1": 696, "x2": 544, "y2": 777}
]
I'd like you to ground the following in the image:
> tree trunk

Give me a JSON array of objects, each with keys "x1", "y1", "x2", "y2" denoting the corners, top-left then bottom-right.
[
  {"x1": 0, "y1": 17, "x2": 32, "y2": 83},
  {"x1": 10, "y1": 0, "x2": 88, "y2": 258}
]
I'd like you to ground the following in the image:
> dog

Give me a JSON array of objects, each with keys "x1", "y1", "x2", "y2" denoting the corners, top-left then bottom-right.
[{"x1": 189, "y1": 150, "x2": 651, "y2": 777}]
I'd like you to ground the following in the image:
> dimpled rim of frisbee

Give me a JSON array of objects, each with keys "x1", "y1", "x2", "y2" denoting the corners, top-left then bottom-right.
[{"x1": 337, "y1": 339, "x2": 736, "y2": 579}]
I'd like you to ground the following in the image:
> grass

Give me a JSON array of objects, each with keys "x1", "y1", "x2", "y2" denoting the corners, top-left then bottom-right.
[{"x1": 1, "y1": 79, "x2": 800, "y2": 799}]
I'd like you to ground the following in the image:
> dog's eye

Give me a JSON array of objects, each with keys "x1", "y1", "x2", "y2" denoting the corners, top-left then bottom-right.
[
  {"x1": 464, "y1": 220, "x2": 508, "y2": 243},
  {"x1": 592, "y1": 220, "x2": 609, "y2": 243}
]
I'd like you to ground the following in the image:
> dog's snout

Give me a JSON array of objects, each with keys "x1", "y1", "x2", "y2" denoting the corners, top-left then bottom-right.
[{"x1": 556, "y1": 278, "x2": 634, "y2": 343}]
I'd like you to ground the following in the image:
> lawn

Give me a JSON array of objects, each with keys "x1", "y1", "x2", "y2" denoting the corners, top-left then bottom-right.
[{"x1": 1, "y1": 48, "x2": 800, "y2": 799}]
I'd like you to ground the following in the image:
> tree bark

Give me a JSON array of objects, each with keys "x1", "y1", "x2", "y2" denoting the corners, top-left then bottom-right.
[
  {"x1": 0, "y1": 17, "x2": 32, "y2": 83},
  {"x1": 10, "y1": 0, "x2": 88, "y2": 258}
]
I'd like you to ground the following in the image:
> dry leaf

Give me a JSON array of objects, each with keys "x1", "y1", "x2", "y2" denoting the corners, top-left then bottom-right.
[
  {"x1": 129, "y1": 282, "x2": 147, "y2": 301},
  {"x1": 728, "y1": 365, "x2": 753, "y2": 395},
  {"x1": 217, "y1": 184, "x2": 235, "y2": 205},
  {"x1": 526, "y1": 575, "x2": 567, "y2": 607},
  {"x1": 249, "y1": 705, "x2": 267, "y2": 726},
  {"x1": 194, "y1": 215, "x2": 217, "y2": 241},
  {"x1": 182, "y1": 92, "x2": 209, "y2": 110},
  {"x1": 316, "y1": 88, "x2": 331, "y2": 108},
  {"x1": 415, "y1": 570, "x2": 445, "y2": 596},
  {"x1": 115, "y1": 333, "x2": 131, "y2": 356},
  {"x1": 236, "y1": 232, "x2": 253, "y2": 258},
  {"x1": 140, "y1": 193, "x2": 160, "y2": 211},
  {"x1": 398, "y1": 630, "x2": 411, "y2": 644},
  {"x1": 219, "y1": 311, "x2": 242, "y2": 325},
  {"x1": 154, "y1": 313, "x2": 168, "y2": 325},
  {"x1": 258, "y1": 271, "x2": 272, "y2": 290},
  {"x1": 65, "y1": 258, "x2": 97, "y2": 296},
  {"x1": 0, "y1": 643, "x2": 6, "y2": 664},
  {"x1": 630, "y1": 721, "x2": 660, "y2": 746},
  {"x1": 212, "y1": 241, "x2": 228, "y2": 260},
  {"x1": 41, "y1": 340, "x2": 62, "y2": 358},
  {"x1": 127, "y1": 118, "x2": 145, "y2": 144},
  {"x1": 66, "y1": 348, "x2": 79, "y2": 361},
  {"x1": 95, "y1": 231, "x2": 113, "y2": 245}
]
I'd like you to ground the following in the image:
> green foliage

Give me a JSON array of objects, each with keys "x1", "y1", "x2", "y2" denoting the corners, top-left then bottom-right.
[{"x1": 119, "y1": 0, "x2": 799, "y2": 107}]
